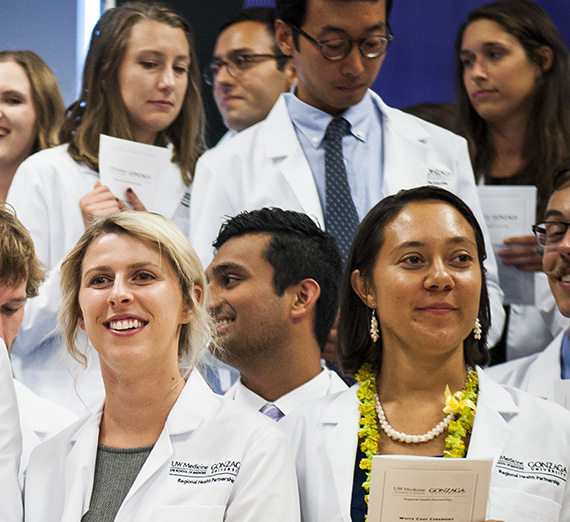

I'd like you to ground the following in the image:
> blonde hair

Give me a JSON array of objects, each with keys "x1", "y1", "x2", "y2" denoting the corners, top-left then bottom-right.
[
  {"x1": 60, "y1": 2, "x2": 206, "y2": 185},
  {"x1": 0, "y1": 204, "x2": 46, "y2": 297},
  {"x1": 59, "y1": 211, "x2": 212, "y2": 370},
  {"x1": 0, "y1": 50, "x2": 64, "y2": 153}
]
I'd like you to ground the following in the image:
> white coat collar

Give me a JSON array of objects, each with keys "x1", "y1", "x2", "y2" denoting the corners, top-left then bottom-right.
[
  {"x1": 467, "y1": 367, "x2": 519, "y2": 465},
  {"x1": 524, "y1": 331, "x2": 564, "y2": 399},
  {"x1": 62, "y1": 370, "x2": 218, "y2": 520},
  {"x1": 261, "y1": 94, "x2": 324, "y2": 226},
  {"x1": 319, "y1": 386, "x2": 360, "y2": 520}
]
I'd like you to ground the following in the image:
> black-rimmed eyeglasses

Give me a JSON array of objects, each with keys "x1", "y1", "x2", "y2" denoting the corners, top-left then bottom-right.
[
  {"x1": 290, "y1": 25, "x2": 394, "y2": 61},
  {"x1": 533, "y1": 221, "x2": 570, "y2": 248},
  {"x1": 203, "y1": 52, "x2": 290, "y2": 85}
]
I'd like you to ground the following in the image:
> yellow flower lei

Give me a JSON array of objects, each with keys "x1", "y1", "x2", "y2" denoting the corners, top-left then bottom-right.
[{"x1": 355, "y1": 363, "x2": 479, "y2": 505}]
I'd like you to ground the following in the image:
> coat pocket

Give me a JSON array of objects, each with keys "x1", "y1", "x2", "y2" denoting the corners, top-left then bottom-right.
[
  {"x1": 154, "y1": 505, "x2": 225, "y2": 522},
  {"x1": 488, "y1": 487, "x2": 561, "y2": 522}
]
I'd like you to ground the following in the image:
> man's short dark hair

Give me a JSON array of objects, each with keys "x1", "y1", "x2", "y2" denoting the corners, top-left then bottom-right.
[
  {"x1": 214, "y1": 208, "x2": 343, "y2": 351},
  {"x1": 276, "y1": 0, "x2": 393, "y2": 31},
  {"x1": 217, "y1": 8, "x2": 290, "y2": 71}
]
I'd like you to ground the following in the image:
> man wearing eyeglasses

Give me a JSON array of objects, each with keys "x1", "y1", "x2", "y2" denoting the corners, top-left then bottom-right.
[
  {"x1": 488, "y1": 164, "x2": 570, "y2": 400},
  {"x1": 205, "y1": 8, "x2": 296, "y2": 140},
  {"x1": 190, "y1": 0, "x2": 506, "y2": 346}
]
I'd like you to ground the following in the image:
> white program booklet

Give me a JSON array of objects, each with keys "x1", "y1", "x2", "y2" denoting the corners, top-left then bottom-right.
[
  {"x1": 99, "y1": 134, "x2": 171, "y2": 212},
  {"x1": 477, "y1": 185, "x2": 537, "y2": 305},
  {"x1": 367, "y1": 455, "x2": 492, "y2": 522}
]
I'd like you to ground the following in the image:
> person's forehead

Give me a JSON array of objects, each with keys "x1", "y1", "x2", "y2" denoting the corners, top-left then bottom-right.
[
  {"x1": 547, "y1": 184, "x2": 570, "y2": 218},
  {"x1": 0, "y1": 281, "x2": 27, "y2": 302},
  {"x1": 303, "y1": 0, "x2": 386, "y2": 30},
  {"x1": 210, "y1": 233, "x2": 273, "y2": 273},
  {"x1": 215, "y1": 21, "x2": 274, "y2": 55}
]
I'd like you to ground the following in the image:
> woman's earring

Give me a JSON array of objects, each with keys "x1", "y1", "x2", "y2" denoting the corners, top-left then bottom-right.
[
  {"x1": 370, "y1": 309, "x2": 379, "y2": 343},
  {"x1": 473, "y1": 318, "x2": 482, "y2": 341}
]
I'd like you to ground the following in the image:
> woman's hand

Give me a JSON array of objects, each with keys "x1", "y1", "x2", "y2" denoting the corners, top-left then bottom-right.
[
  {"x1": 125, "y1": 187, "x2": 147, "y2": 211},
  {"x1": 80, "y1": 182, "x2": 125, "y2": 229},
  {"x1": 497, "y1": 234, "x2": 542, "y2": 272}
]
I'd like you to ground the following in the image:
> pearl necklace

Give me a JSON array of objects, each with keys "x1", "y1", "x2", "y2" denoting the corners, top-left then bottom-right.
[
  {"x1": 374, "y1": 394, "x2": 453, "y2": 444},
  {"x1": 374, "y1": 368, "x2": 473, "y2": 444}
]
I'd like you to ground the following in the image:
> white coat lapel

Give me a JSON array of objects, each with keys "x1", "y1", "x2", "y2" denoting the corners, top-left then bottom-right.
[
  {"x1": 321, "y1": 388, "x2": 360, "y2": 520},
  {"x1": 263, "y1": 96, "x2": 324, "y2": 227},
  {"x1": 118, "y1": 372, "x2": 218, "y2": 508},
  {"x1": 526, "y1": 332, "x2": 563, "y2": 399},
  {"x1": 467, "y1": 369, "x2": 518, "y2": 464},
  {"x1": 375, "y1": 96, "x2": 437, "y2": 196},
  {"x1": 61, "y1": 411, "x2": 102, "y2": 521}
]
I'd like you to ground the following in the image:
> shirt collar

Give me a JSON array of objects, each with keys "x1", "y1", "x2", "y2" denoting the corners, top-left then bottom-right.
[
  {"x1": 232, "y1": 367, "x2": 332, "y2": 417},
  {"x1": 285, "y1": 89, "x2": 375, "y2": 149}
]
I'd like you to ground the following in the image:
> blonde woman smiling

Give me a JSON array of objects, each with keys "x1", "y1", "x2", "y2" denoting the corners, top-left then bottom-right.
[{"x1": 24, "y1": 212, "x2": 300, "y2": 522}]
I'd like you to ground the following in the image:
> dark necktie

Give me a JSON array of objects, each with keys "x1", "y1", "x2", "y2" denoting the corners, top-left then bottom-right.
[{"x1": 324, "y1": 117, "x2": 359, "y2": 263}]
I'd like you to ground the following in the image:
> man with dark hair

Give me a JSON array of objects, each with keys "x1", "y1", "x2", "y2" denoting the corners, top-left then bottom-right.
[
  {"x1": 191, "y1": 0, "x2": 505, "y2": 346},
  {"x1": 206, "y1": 207, "x2": 347, "y2": 419},
  {"x1": 204, "y1": 7, "x2": 296, "y2": 138}
]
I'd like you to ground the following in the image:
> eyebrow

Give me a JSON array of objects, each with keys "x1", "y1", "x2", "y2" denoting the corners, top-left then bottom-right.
[
  {"x1": 217, "y1": 48, "x2": 257, "y2": 57},
  {"x1": 1, "y1": 89, "x2": 27, "y2": 97},
  {"x1": 392, "y1": 236, "x2": 477, "y2": 252},
  {"x1": 460, "y1": 41, "x2": 507, "y2": 54},
  {"x1": 543, "y1": 209, "x2": 565, "y2": 220},
  {"x1": 320, "y1": 22, "x2": 386, "y2": 36},
  {"x1": 209, "y1": 262, "x2": 247, "y2": 275},
  {"x1": 4, "y1": 297, "x2": 26, "y2": 304},
  {"x1": 82, "y1": 262, "x2": 162, "y2": 279},
  {"x1": 137, "y1": 49, "x2": 190, "y2": 62}
]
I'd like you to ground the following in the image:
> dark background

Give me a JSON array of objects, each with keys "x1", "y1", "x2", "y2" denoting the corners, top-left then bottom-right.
[{"x1": 118, "y1": 0, "x2": 570, "y2": 146}]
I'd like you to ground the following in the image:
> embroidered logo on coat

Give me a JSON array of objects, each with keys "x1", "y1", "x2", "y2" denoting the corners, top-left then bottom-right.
[
  {"x1": 497, "y1": 455, "x2": 567, "y2": 486},
  {"x1": 169, "y1": 460, "x2": 241, "y2": 485}
]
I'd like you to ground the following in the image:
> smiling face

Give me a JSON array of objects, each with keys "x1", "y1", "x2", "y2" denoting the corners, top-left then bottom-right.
[
  {"x1": 77, "y1": 233, "x2": 191, "y2": 376},
  {"x1": 354, "y1": 201, "x2": 481, "y2": 359},
  {"x1": 0, "y1": 60, "x2": 37, "y2": 175},
  {"x1": 206, "y1": 233, "x2": 291, "y2": 369},
  {"x1": 213, "y1": 21, "x2": 294, "y2": 132},
  {"x1": 542, "y1": 185, "x2": 570, "y2": 318},
  {"x1": 118, "y1": 20, "x2": 190, "y2": 145},
  {"x1": 460, "y1": 18, "x2": 544, "y2": 127},
  {"x1": 276, "y1": 0, "x2": 387, "y2": 116}
]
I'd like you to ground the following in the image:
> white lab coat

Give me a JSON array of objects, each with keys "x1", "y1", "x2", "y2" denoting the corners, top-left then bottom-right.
[
  {"x1": 15, "y1": 379, "x2": 77, "y2": 486},
  {"x1": 280, "y1": 368, "x2": 570, "y2": 522},
  {"x1": 189, "y1": 92, "x2": 505, "y2": 345},
  {"x1": 487, "y1": 330, "x2": 566, "y2": 401},
  {"x1": 0, "y1": 339, "x2": 23, "y2": 522},
  {"x1": 6, "y1": 145, "x2": 190, "y2": 414},
  {"x1": 24, "y1": 370, "x2": 300, "y2": 522}
]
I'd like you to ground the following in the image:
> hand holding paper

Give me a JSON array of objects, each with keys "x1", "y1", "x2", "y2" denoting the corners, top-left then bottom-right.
[
  {"x1": 498, "y1": 234, "x2": 542, "y2": 272},
  {"x1": 79, "y1": 182, "x2": 125, "y2": 229}
]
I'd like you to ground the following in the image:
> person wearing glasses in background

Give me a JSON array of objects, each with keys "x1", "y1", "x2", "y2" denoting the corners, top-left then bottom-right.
[
  {"x1": 190, "y1": 0, "x2": 506, "y2": 350},
  {"x1": 488, "y1": 160, "x2": 570, "y2": 401},
  {"x1": 204, "y1": 8, "x2": 296, "y2": 143}
]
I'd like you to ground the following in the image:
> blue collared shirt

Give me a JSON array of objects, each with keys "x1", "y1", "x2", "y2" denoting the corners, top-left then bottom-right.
[
  {"x1": 284, "y1": 90, "x2": 384, "y2": 221},
  {"x1": 560, "y1": 330, "x2": 570, "y2": 379}
]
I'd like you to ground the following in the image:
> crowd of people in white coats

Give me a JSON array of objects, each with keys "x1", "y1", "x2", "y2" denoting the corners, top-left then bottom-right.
[{"x1": 2, "y1": 0, "x2": 570, "y2": 520}]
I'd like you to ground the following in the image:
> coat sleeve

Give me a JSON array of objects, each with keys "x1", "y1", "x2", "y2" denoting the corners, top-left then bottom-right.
[
  {"x1": 0, "y1": 341, "x2": 23, "y2": 522},
  {"x1": 190, "y1": 152, "x2": 239, "y2": 269}
]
